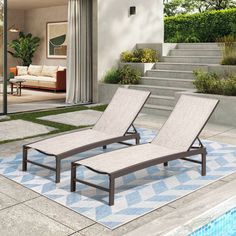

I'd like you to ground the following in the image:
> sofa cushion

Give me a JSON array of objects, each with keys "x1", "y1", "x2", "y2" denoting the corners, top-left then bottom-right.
[
  {"x1": 23, "y1": 80, "x2": 39, "y2": 87},
  {"x1": 17, "y1": 66, "x2": 28, "y2": 76},
  {"x1": 28, "y1": 65, "x2": 43, "y2": 76},
  {"x1": 41, "y1": 65, "x2": 58, "y2": 78},
  {"x1": 15, "y1": 75, "x2": 38, "y2": 81},
  {"x1": 58, "y1": 66, "x2": 66, "y2": 71},
  {"x1": 37, "y1": 76, "x2": 57, "y2": 82},
  {"x1": 38, "y1": 81, "x2": 56, "y2": 89}
]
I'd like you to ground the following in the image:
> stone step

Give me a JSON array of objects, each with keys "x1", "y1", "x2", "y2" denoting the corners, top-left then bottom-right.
[
  {"x1": 142, "y1": 104, "x2": 173, "y2": 117},
  {"x1": 170, "y1": 49, "x2": 221, "y2": 57},
  {"x1": 146, "y1": 70, "x2": 194, "y2": 79},
  {"x1": 177, "y1": 43, "x2": 219, "y2": 50},
  {"x1": 162, "y1": 56, "x2": 221, "y2": 64},
  {"x1": 147, "y1": 95, "x2": 176, "y2": 106},
  {"x1": 155, "y1": 62, "x2": 209, "y2": 71},
  {"x1": 129, "y1": 84, "x2": 187, "y2": 96},
  {"x1": 141, "y1": 77, "x2": 195, "y2": 89}
]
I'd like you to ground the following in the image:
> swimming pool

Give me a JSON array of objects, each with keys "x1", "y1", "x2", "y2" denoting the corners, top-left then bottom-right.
[
  {"x1": 165, "y1": 196, "x2": 236, "y2": 236},
  {"x1": 190, "y1": 207, "x2": 236, "y2": 236}
]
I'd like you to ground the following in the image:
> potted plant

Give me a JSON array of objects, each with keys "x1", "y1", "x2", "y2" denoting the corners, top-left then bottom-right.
[
  {"x1": 119, "y1": 48, "x2": 158, "y2": 76},
  {"x1": 8, "y1": 32, "x2": 40, "y2": 66}
]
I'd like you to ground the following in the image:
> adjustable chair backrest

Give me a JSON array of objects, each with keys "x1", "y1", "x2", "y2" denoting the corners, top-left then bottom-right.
[
  {"x1": 93, "y1": 88, "x2": 150, "y2": 136},
  {"x1": 152, "y1": 95, "x2": 219, "y2": 151}
]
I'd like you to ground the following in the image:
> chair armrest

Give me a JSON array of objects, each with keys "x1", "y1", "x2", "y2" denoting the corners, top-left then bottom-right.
[
  {"x1": 56, "y1": 70, "x2": 66, "y2": 91},
  {"x1": 9, "y1": 67, "x2": 17, "y2": 76}
]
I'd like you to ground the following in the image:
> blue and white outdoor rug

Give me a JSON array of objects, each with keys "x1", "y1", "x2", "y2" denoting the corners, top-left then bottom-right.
[{"x1": 0, "y1": 128, "x2": 236, "y2": 230}]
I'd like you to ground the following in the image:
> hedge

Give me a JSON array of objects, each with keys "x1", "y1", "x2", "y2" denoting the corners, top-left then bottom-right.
[{"x1": 165, "y1": 8, "x2": 236, "y2": 43}]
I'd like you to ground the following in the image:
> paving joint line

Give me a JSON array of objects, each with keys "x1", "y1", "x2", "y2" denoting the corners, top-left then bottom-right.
[
  {"x1": 0, "y1": 201, "x2": 23, "y2": 212},
  {"x1": 167, "y1": 205, "x2": 177, "y2": 210},
  {"x1": 77, "y1": 222, "x2": 98, "y2": 233},
  {"x1": 204, "y1": 127, "x2": 235, "y2": 139},
  {"x1": 24, "y1": 202, "x2": 77, "y2": 232},
  {"x1": 0, "y1": 187, "x2": 40, "y2": 204}
]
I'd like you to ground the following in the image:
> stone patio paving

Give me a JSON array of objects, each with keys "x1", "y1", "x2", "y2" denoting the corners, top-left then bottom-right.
[
  {"x1": 0, "y1": 120, "x2": 55, "y2": 142},
  {"x1": 0, "y1": 114, "x2": 236, "y2": 235}
]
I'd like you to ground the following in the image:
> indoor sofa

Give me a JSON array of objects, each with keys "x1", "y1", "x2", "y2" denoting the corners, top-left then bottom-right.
[{"x1": 9, "y1": 65, "x2": 66, "y2": 92}]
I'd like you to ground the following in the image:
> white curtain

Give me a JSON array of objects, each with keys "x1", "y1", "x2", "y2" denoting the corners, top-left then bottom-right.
[{"x1": 66, "y1": 0, "x2": 92, "y2": 104}]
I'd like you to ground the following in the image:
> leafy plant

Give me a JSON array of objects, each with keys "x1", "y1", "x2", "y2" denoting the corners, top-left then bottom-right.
[
  {"x1": 118, "y1": 65, "x2": 141, "y2": 85},
  {"x1": 120, "y1": 48, "x2": 158, "y2": 63},
  {"x1": 120, "y1": 51, "x2": 134, "y2": 63},
  {"x1": 103, "y1": 65, "x2": 141, "y2": 85},
  {"x1": 221, "y1": 56, "x2": 236, "y2": 65},
  {"x1": 193, "y1": 69, "x2": 236, "y2": 96},
  {"x1": 165, "y1": 8, "x2": 236, "y2": 42},
  {"x1": 8, "y1": 32, "x2": 40, "y2": 66},
  {"x1": 103, "y1": 67, "x2": 120, "y2": 84},
  {"x1": 218, "y1": 35, "x2": 236, "y2": 65}
]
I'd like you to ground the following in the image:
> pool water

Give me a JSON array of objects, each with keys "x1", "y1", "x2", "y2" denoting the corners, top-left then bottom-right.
[{"x1": 190, "y1": 207, "x2": 236, "y2": 236}]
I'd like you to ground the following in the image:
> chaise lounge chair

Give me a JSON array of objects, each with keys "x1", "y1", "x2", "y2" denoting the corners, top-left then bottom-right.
[
  {"x1": 22, "y1": 88, "x2": 150, "y2": 183},
  {"x1": 71, "y1": 95, "x2": 219, "y2": 206}
]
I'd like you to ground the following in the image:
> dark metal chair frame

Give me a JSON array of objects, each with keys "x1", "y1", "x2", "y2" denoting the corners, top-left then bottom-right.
[
  {"x1": 71, "y1": 138, "x2": 206, "y2": 206},
  {"x1": 70, "y1": 99, "x2": 219, "y2": 206},
  {"x1": 22, "y1": 89, "x2": 151, "y2": 184},
  {"x1": 22, "y1": 125, "x2": 140, "y2": 184}
]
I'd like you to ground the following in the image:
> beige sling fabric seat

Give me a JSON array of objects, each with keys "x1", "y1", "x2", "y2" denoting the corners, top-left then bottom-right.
[
  {"x1": 71, "y1": 95, "x2": 219, "y2": 206},
  {"x1": 29, "y1": 129, "x2": 117, "y2": 157},
  {"x1": 78, "y1": 144, "x2": 180, "y2": 174},
  {"x1": 23, "y1": 88, "x2": 150, "y2": 183}
]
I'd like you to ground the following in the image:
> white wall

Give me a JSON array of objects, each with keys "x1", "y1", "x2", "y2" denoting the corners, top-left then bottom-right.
[
  {"x1": 97, "y1": 0, "x2": 164, "y2": 80},
  {"x1": 24, "y1": 5, "x2": 68, "y2": 66}
]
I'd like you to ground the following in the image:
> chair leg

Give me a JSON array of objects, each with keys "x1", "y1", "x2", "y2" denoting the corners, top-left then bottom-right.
[
  {"x1": 109, "y1": 176, "x2": 115, "y2": 206},
  {"x1": 71, "y1": 163, "x2": 77, "y2": 192},
  {"x1": 22, "y1": 146, "x2": 28, "y2": 171},
  {"x1": 103, "y1": 145, "x2": 107, "y2": 150},
  {"x1": 201, "y1": 153, "x2": 206, "y2": 176},
  {"x1": 164, "y1": 162, "x2": 168, "y2": 167},
  {"x1": 135, "y1": 137, "x2": 140, "y2": 145},
  {"x1": 55, "y1": 158, "x2": 61, "y2": 183}
]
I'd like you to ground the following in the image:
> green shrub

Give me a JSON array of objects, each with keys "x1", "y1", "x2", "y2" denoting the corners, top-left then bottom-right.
[
  {"x1": 168, "y1": 31, "x2": 200, "y2": 43},
  {"x1": 118, "y1": 65, "x2": 141, "y2": 85},
  {"x1": 120, "y1": 51, "x2": 134, "y2": 63},
  {"x1": 218, "y1": 35, "x2": 236, "y2": 65},
  {"x1": 193, "y1": 70, "x2": 236, "y2": 96},
  {"x1": 103, "y1": 67, "x2": 120, "y2": 84},
  {"x1": 120, "y1": 48, "x2": 158, "y2": 63},
  {"x1": 222, "y1": 56, "x2": 236, "y2": 65},
  {"x1": 222, "y1": 75, "x2": 236, "y2": 95},
  {"x1": 103, "y1": 65, "x2": 141, "y2": 85},
  {"x1": 165, "y1": 8, "x2": 236, "y2": 43}
]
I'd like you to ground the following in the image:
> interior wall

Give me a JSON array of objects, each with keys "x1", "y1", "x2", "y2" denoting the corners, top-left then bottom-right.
[
  {"x1": 7, "y1": 9, "x2": 25, "y2": 69},
  {"x1": 24, "y1": 5, "x2": 68, "y2": 67},
  {"x1": 97, "y1": 0, "x2": 164, "y2": 80}
]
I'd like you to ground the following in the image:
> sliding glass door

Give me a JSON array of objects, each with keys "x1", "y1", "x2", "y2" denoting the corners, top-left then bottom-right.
[{"x1": 0, "y1": 0, "x2": 7, "y2": 115}]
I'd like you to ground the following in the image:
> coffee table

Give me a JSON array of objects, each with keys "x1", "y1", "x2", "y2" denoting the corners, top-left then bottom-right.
[{"x1": 9, "y1": 78, "x2": 26, "y2": 96}]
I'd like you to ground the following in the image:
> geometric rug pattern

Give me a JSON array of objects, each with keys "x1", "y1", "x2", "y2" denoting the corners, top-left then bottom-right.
[{"x1": 0, "y1": 128, "x2": 236, "y2": 229}]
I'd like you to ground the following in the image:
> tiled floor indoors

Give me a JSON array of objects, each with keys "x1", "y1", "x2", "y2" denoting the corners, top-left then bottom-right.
[
  {"x1": 0, "y1": 87, "x2": 67, "y2": 113},
  {"x1": 0, "y1": 114, "x2": 236, "y2": 236}
]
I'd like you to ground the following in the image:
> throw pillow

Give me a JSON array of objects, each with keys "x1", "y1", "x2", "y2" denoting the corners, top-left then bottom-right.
[
  {"x1": 28, "y1": 65, "x2": 43, "y2": 76},
  {"x1": 17, "y1": 66, "x2": 28, "y2": 76},
  {"x1": 41, "y1": 65, "x2": 59, "y2": 78},
  {"x1": 58, "y1": 66, "x2": 66, "y2": 71}
]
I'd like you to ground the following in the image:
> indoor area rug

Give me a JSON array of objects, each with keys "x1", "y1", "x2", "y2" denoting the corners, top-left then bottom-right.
[{"x1": 0, "y1": 128, "x2": 236, "y2": 229}]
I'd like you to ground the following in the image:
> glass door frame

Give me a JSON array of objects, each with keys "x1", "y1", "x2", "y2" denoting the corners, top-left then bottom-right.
[{"x1": 1, "y1": 0, "x2": 7, "y2": 115}]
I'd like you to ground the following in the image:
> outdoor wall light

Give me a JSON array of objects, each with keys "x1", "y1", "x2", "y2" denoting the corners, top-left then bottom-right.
[{"x1": 130, "y1": 6, "x2": 136, "y2": 16}]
